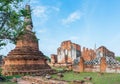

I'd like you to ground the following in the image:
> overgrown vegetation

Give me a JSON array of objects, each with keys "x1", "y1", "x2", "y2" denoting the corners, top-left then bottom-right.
[
  {"x1": 0, "y1": 67, "x2": 21, "y2": 84},
  {"x1": 45, "y1": 55, "x2": 51, "y2": 62},
  {"x1": 0, "y1": 67, "x2": 2, "y2": 75},
  {"x1": 0, "y1": 0, "x2": 28, "y2": 48},
  {"x1": 0, "y1": 76, "x2": 21, "y2": 84},
  {"x1": 116, "y1": 56, "x2": 120, "y2": 61}
]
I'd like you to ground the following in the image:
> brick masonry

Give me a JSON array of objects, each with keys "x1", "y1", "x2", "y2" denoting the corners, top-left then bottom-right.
[
  {"x1": 2, "y1": 5, "x2": 52, "y2": 76},
  {"x1": 51, "y1": 40, "x2": 120, "y2": 73}
]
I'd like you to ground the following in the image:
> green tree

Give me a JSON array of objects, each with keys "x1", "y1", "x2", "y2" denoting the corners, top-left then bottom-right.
[
  {"x1": 44, "y1": 55, "x2": 51, "y2": 62},
  {"x1": 0, "y1": 0, "x2": 27, "y2": 47},
  {"x1": 116, "y1": 56, "x2": 120, "y2": 62}
]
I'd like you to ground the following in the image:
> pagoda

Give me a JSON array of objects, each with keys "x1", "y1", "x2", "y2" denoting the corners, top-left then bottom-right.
[{"x1": 2, "y1": 5, "x2": 51, "y2": 76}]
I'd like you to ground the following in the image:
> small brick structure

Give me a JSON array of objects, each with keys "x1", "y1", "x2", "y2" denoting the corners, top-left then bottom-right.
[{"x1": 51, "y1": 54, "x2": 57, "y2": 64}]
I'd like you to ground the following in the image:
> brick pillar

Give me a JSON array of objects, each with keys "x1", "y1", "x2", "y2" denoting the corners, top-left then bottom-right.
[
  {"x1": 93, "y1": 50, "x2": 96, "y2": 59},
  {"x1": 82, "y1": 47, "x2": 85, "y2": 60},
  {"x1": 51, "y1": 54, "x2": 57, "y2": 64},
  {"x1": 100, "y1": 57, "x2": 106, "y2": 73},
  {"x1": 79, "y1": 57, "x2": 84, "y2": 72}
]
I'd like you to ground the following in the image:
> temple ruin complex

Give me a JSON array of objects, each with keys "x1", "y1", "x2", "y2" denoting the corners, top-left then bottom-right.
[
  {"x1": 51, "y1": 40, "x2": 115, "y2": 65},
  {"x1": 51, "y1": 40, "x2": 120, "y2": 73}
]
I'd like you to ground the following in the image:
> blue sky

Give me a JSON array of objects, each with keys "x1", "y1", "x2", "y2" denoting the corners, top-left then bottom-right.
[{"x1": 1, "y1": 0, "x2": 120, "y2": 56}]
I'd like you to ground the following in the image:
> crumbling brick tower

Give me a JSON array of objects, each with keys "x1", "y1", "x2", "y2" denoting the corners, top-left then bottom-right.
[{"x1": 2, "y1": 5, "x2": 51, "y2": 76}]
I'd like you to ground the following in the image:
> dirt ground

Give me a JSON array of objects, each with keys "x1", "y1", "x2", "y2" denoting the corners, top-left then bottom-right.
[{"x1": 17, "y1": 79, "x2": 32, "y2": 84}]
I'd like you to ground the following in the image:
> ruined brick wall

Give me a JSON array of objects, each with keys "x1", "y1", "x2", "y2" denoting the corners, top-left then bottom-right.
[
  {"x1": 82, "y1": 47, "x2": 96, "y2": 61},
  {"x1": 73, "y1": 45, "x2": 117, "y2": 73},
  {"x1": 51, "y1": 54, "x2": 57, "y2": 64},
  {"x1": 97, "y1": 46, "x2": 115, "y2": 58},
  {"x1": 57, "y1": 40, "x2": 81, "y2": 64},
  {"x1": 82, "y1": 46, "x2": 115, "y2": 62}
]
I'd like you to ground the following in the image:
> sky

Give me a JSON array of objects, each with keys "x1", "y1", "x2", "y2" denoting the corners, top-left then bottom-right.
[{"x1": 0, "y1": 0, "x2": 120, "y2": 57}]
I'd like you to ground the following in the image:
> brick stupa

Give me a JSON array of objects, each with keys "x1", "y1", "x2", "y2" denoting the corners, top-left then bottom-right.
[{"x1": 2, "y1": 5, "x2": 51, "y2": 76}]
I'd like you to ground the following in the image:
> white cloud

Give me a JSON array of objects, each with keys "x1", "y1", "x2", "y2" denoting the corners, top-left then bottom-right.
[
  {"x1": 33, "y1": 6, "x2": 47, "y2": 18},
  {"x1": 32, "y1": 6, "x2": 48, "y2": 24},
  {"x1": 62, "y1": 11, "x2": 82, "y2": 25},
  {"x1": 32, "y1": 5, "x2": 60, "y2": 24},
  {"x1": 30, "y1": 0, "x2": 39, "y2": 4},
  {"x1": 33, "y1": 6, "x2": 60, "y2": 17}
]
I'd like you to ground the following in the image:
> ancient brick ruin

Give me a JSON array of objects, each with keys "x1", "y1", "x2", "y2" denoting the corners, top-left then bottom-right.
[
  {"x1": 51, "y1": 40, "x2": 120, "y2": 73},
  {"x1": 2, "y1": 5, "x2": 52, "y2": 76},
  {"x1": 82, "y1": 47, "x2": 96, "y2": 61},
  {"x1": 51, "y1": 40, "x2": 81, "y2": 66},
  {"x1": 79, "y1": 46, "x2": 119, "y2": 73},
  {"x1": 51, "y1": 40, "x2": 115, "y2": 65},
  {"x1": 51, "y1": 54, "x2": 57, "y2": 64}
]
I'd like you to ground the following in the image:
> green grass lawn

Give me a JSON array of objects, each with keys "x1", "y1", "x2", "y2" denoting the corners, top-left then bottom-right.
[
  {"x1": 52, "y1": 71, "x2": 120, "y2": 84},
  {"x1": 0, "y1": 75, "x2": 21, "y2": 84},
  {"x1": 0, "y1": 67, "x2": 21, "y2": 84},
  {"x1": 0, "y1": 67, "x2": 120, "y2": 84},
  {"x1": 0, "y1": 81, "x2": 17, "y2": 84}
]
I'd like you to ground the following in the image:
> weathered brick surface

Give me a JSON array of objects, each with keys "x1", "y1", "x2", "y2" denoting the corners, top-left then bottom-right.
[
  {"x1": 79, "y1": 57, "x2": 84, "y2": 72},
  {"x1": 2, "y1": 5, "x2": 51, "y2": 76},
  {"x1": 51, "y1": 40, "x2": 81, "y2": 64},
  {"x1": 81, "y1": 46, "x2": 115, "y2": 62},
  {"x1": 82, "y1": 47, "x2": 96, "y2": 61},
  {"x1": 100, "y1": 57, "x2": 106, "y2": 73},
  {"x1": 73, "y1": 45, "x2": 116, "y2": 73},
  {"x1": 97, "y1": 46, "x2": 115, "y2": 58},
  {"x1": 51, "y1": 40, "x2": 116, "y2": 73},
  {"x1": 51, "y1": 54, "x2": 57, "y2": 64}
]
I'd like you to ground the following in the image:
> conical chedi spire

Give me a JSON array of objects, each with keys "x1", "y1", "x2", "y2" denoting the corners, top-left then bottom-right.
[{"x1": 24, "y1": 5, "x2": 33, "y2": 31}]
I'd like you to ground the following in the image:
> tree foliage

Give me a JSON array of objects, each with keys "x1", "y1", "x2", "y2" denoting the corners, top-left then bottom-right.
[
  {"x1": 0, "y1": 0, "x2": 27, "y2": 47},
  {"x1": 116, "y1": 56, "x2": 120, "y2": 62},
  {"x1": 44, "y1": 55, "x2": 51, "y2": 62}
]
